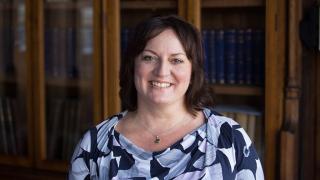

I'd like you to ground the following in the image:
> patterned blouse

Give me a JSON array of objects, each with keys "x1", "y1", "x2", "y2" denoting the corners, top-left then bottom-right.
[{"x1": 68, "y1": 108, "x2": 264, "y2": 180}]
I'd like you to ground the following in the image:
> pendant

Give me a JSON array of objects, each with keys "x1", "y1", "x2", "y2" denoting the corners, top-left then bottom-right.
[{"x1": 154, "y1": 136, "x2": 160, "y2": 144}]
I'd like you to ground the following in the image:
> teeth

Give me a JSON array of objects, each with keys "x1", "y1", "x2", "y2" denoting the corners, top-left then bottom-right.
[{"x1": 151, "y1": 81, "x2": 171, "y2": 88}]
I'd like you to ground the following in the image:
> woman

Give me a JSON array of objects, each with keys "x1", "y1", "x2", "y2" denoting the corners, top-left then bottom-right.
[{"x1": 69, "y1": 15, "x2": 264, "y2": 180}]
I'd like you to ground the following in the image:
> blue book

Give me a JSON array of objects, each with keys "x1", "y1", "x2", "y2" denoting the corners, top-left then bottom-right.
[
  {"x1": 0, "y1": 27, "x2": 4, "y2": 76},
  {"x1": 44, "y1": 28, "x2": 52, "y2": 77},
  {"x1": 121, "y1": 28, "x2": 129, "y2": 59},
  {"x1": 209, "y1": 30, "x2": 216, "y2": 83},
  {"x1": 236, "y1": 29, "x2": 245, "y2": 84},
  {"x1": 66, "y1": 27, "x2": 78, "y2": 78},
  {"x1": 215, "y1": 29, "x2": 225, "y2": 84},
  {"x1": 244, "y1": 29, "x2": 253, "y2": 85},
  {"x1": 51, "y1": 28, "x2": 60, "y2": 77},
  {"x1": 225, "y1": 29, "x2": 237, "y2": 84},
  {"x1": 3, "y1": 27, "x2": 14, "y2": 75},
  {"x1": 202, "y1": 30, "x2": 210, "y2": 81},
  {"x1": 252, "y1": 29, "x2": 265, "y2": 86}
]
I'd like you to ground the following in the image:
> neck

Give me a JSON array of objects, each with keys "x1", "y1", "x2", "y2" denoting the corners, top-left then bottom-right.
[{"x1": 134, "y1": 100, "x2": 191, "y2": 130}]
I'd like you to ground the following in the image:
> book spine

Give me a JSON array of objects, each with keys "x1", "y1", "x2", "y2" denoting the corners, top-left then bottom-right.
[
  {"x1": 215, "y1": 29, "x2": 225, "y2": 84},
  {"x1": 235, "y1": 112, "x2": 248, "y2": 131},
  {"x1": 0, "y1": 26, "x2": 4, "y2": 76},
  {"x1": 236, "y1": 29, "x2": 245, "y2": 84},
  {"x1": 0, "y1": 97, "x2": 8, "y2": 154},
  {"x1": 59, "y1": 27, "x2": 67, "y2": 78},
  {"x1": 3, "y1": 26, "x2": 14, "y2": 75},
  {"x1": 202, "y1": 30, "x2": 210, "y2": 81},
  {"x1": 62, "y1": 100, "x2": 70, "y2": 160},
  {"x1": 252, "y1": 29, "x2": 265, "y2": 86},
  {"x1": 5, "y1": 97, "x2": 17, "y2": 155},
  {"x1": 66, "y1": 27, "x2": 78, "y2": 78},
  {"x1": 51, "y1": 28, "x2": 60, "y2": 77},
  {"x1": 121, "y1": 28, "x2": 129, "y2": 60},
  {"x1": 247, "y1": 113, "x2": 257, "y2": 141},
  {"x1": 225, "y1": 29, "x2": 237, "y2": 84},
  {"x1": 79, "y1": 27, "x2": 93, "y2": 79},
  {"x1": 45, "y1": 28, "x2": 52, "y2": 77},
  {"x1": 48, "y1": 99, "x2": 64, "y2": 159},
  {"x1": 209, "y1": 29, "x2": 216, "y2": 83},
  {"x1": 244, "y1": 29, "x2": 253, "y2": 85}
]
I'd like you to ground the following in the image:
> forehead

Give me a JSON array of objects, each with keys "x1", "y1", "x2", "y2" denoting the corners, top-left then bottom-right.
[{"x1": 143, "y1": 28, "x2": 186, "y2": 54}]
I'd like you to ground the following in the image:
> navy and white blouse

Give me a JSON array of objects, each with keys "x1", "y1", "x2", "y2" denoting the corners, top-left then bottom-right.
[{"x1": 69, "y1": 108, "x2": 264, "y2": 180}]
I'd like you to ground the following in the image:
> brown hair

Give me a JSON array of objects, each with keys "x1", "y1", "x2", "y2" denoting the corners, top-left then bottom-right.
[{"x1": 119, "y1": 15, "x2": 214, "y2": 115}]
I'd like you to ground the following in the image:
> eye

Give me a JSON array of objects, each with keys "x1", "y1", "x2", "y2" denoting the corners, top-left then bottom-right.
[
  {"x1": 171, "y1": 58, "x2": 184, "y2": 64},
  {"x1": 142, "y1": 55, "x2": 156, "y2": 62}
]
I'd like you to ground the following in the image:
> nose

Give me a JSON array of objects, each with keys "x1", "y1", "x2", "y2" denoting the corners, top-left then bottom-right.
[{"x1": 154, "y1": 59, "x2": 170, "y2": 77}]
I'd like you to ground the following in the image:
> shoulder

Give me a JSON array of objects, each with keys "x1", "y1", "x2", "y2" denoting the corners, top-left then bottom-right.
[
  {"x1": 77, "y1": 111, "x2": 126, "y2": 153},
  {"x1": 204, "y1": 107, "x2": 264, "y2": 179},
  {"x1": 203, "y1": 107, "x2": 247, "y2": 147}
]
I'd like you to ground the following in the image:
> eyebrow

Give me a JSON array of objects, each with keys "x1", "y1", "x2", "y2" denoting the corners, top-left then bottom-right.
[{"x1": 143, "y1": 49, "x2": 187, "y2": 57}]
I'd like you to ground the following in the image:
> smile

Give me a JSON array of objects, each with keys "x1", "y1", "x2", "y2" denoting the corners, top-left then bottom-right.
[{"x1": 150, "y1": 81, "x2": 172, "y2": 88}]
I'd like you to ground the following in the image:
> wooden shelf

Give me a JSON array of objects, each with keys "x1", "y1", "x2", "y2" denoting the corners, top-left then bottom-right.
[
  {"x1": 212, "y1": 84, "x2": 263, "y2": 96},
  {"x1": 44, "y1": 1, "x2": 91, "y2": 10},
  {"x1": 202, "y1": 0, "x2": 264, "y2": 8},
  {"x1": 121, "y1": 0, "x2": 177, "y2": 9}
]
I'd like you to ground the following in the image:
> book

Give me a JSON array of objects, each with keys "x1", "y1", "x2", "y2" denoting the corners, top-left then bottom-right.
[
  {"x1": 244, "y1": 29, "x2": 253, "y2": 85},
  {"x1": 77, "y1": 27, "x2": 93, "y2": 79},
  {"x1": 51, "y1": 27, "x2": 60, "y2": 77},
  {"x1": 254, "y1": 113, "x2": 264, "y2": 161},
  {"x1": 236, "y1": 29, "x2": 245, "y2": 84},
  {"x1": 252, "y1": 29, "x2": 265, "y2": 86},
  {"x1": 225, "y1": 29, "x2": 237, "y2": 84},
  {"x1": 59, "y1": 27, "x2": 67, "y2": 78},
  {"x1": 45, "y1": 28, "x2": 53, "y2": 77},
  {"x1": 0, "y1": 26, "x2": 4, "y2": 77},
  {"x1": 247, "y1": 113, "x2": 257, "y2": 141},
  {"x1": 48, "y1": 99, "x2": 64, "y2": 159},
  {"x1": 202, "y1": 30, "x2": 210, "y2": 81},
  {"x1": 208, "y1": 29, "x2": 216, "y2": 83},
  {"x1": 215, "y1": 29, "x2": 225, "y2": 84},
  {"x1": 5, "y1": 97, "x2": 17, "y2": 155},
  {"x1": 66, "y1": 27, "x2": 78, "y2": 78},
  {"x1": 3, "y1": 26, "x2": 14, "y2": 75},
  {"x1": 121, "y1": 28, "x2": 129, "y2": 60},
  {"x1": 235, "y1": 112, "x2": 248, "y2": 131},
  {"x1": 0, "y1": 97, "x2": 8, "y2": 154}
]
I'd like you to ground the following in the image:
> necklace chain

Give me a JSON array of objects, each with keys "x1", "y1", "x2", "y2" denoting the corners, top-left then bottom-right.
[{"x1": 136, "y1": 115, "x2": 191, "y2": 144}]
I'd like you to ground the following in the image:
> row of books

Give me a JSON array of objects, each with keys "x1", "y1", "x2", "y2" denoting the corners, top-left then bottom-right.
[
  {"x1": 46, "y1": 98, "x2": 92, "y2": 160},
  {"x1": 202, "y1": 28, "x2": 265, "y2": 86},
  {"x1": 213, "y1": 105, "x2": 264, "y2": 161},
  {"x1": 44, "y1": 27, "x2": 93, "y2": 79},
  {"x1": 0, "y1": 96, "x2": 27, "y2": 156}
]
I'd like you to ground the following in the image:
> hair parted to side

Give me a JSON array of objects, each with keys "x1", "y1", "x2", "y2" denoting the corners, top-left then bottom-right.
[{"x1": 119, "y1": 15, "x2": 214, "y2": 115}]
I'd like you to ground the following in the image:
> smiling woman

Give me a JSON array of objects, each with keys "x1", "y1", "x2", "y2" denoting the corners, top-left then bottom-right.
[{"x1": 68, "y1": 15, "x2": 264, "y2": 180}]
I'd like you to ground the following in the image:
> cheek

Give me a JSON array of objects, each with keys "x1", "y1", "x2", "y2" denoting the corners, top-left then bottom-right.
[{"x1": 176, "y1": 66, "x2": 192, "y2": 83}]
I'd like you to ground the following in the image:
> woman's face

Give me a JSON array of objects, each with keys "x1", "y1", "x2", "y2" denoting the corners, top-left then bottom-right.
[{"x1": 134, "y1": 28, "x2": 192, "y2": 107}]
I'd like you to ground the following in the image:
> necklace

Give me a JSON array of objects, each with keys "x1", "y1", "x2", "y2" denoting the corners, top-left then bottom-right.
[{"x1": 136, "y1": 115, "x2": 192, "y2": 144}]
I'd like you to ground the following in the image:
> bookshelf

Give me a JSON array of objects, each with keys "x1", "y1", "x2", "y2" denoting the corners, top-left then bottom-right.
[
  {"x1": 212, "y1": 85, "x2": 263, "y2": 96},
  {"x1": 200, "y1": 1, "x2": 286, "y2": 180},
  {"x1": 0, "y1": 0, "x2": 288, "y2": 179},
  {"x1": 0, "y1": 0, "x2": 33, "y2": 169}
]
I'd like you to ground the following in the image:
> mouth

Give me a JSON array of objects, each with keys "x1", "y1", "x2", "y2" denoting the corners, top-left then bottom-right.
[{"x1": 149, "y1": 81, "x2": 172, "y2": 88}]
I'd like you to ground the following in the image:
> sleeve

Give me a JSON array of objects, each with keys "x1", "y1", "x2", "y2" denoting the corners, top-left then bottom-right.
[
  {"x1": 233, "y1": 124, "x2": 264, "y2": 180},
  {"x1": 68, "y1": 131, "x2": 92, "y2": 180}
]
